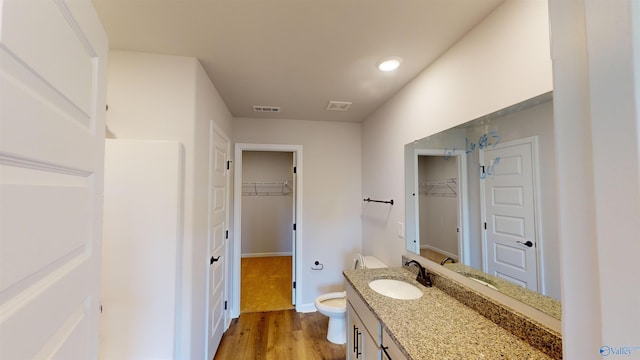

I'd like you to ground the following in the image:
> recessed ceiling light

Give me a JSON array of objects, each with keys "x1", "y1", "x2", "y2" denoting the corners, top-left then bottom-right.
[{"x1": 376, "y1": 57, "x2": 402, "y2": 72}]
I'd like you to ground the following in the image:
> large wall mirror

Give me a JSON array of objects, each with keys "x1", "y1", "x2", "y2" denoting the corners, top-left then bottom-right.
[{"x1": 405, "y1": 92, "x2": 561, "y2": 320}]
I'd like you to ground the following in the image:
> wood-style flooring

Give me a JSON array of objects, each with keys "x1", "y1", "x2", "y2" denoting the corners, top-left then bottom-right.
[
  {"x1": 420, "y1": 248, "x2": 456, "y2": 264},
  {"x1": 213, "y1": 310, "x2": 346, "y2": 360},
  {"x1": 241, "y1": 256, "x2": 294, "y2": 313}
]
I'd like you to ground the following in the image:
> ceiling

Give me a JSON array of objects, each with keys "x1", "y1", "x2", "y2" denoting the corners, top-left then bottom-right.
[{"x1": 92, "y1": 0, "x2": 504, "y2": 123}]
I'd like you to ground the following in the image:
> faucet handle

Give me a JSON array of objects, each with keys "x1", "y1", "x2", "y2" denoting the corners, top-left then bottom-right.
[{"x1": 416, "y1": 271, "x2": 432, "y2": 287}]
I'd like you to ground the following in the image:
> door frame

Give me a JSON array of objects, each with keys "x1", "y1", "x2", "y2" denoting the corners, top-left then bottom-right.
[
  {"x1": 232, "y1": 143, "x2": 303, "y2": 318},
  {"x1": 479, "y1": 136, "x2": 543, "y2": 291},
  {"x1": 413, "y1": 148, "x2": 470, "y2": 265}
]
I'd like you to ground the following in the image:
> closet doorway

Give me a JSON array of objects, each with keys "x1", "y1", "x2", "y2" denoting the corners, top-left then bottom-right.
[{"x1": 232, "y1": 144, "x2": 302, "y2": 317}]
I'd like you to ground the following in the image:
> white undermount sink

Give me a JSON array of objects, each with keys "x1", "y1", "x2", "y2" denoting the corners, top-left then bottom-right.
[{"x1": 368, "y1": 279, "x2": 423, "y2": 300}]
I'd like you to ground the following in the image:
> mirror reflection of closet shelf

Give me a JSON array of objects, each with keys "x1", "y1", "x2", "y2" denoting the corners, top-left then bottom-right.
[
  {"x1": 419, "y1": 178, "x2": 457, "y2": 197},
  {"x1": 242, "y1": 181, "x2": 292, "y2": 196}
]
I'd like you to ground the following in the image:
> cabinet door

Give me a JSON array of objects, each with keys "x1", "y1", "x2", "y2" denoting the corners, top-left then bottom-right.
[
  {"x1": 362, "y1": 326, "x2": 381, "y2": 360},
  {"x1": 348, "y1": 302, "x2": 381, "y2": 360},
  {"x1": 382, "y1": 329, "x2": 407, "y2": 360},
  {"x1": 347, "y1": 302, "x2": 361, "y2": 360}
]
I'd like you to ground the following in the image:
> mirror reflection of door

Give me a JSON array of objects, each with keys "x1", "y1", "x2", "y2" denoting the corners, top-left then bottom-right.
[
  {"x1": 481, "y1": 137, "x2": 539, "y2": 292},
  {"x1": 417, "y1": 155, "x2": 460, "y2": 264}
]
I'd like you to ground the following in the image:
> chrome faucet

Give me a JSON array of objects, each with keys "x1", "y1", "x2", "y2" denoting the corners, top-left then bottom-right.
[{"x1": 404, "y1": 260, "x2": 432, "y2": 287}]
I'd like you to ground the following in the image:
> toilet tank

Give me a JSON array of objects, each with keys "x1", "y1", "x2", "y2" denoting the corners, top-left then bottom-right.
[
  {"x1": 353, "y1": 254, "x2": 387, "y2": 269},
  {"x1": 363, "y1": 256, "x2": 387, "y2": 269}
]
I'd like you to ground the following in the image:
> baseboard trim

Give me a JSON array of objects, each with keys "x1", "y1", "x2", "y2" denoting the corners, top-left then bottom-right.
[
  {"x1": 421, "y1": 244, "x2": 458, "y2": 261},
  {"x1": 296, "y1": 302, "x2": 317, "y2": 313},
  {"x1": 241, "y1": 252, "x2": 293, "y2": 258}
]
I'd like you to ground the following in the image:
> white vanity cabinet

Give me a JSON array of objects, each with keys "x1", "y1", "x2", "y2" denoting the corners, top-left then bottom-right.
[
  {"x1": 346, "y1": 282, "x2": 381, "y2": 359},
  {"x1": 348, "y1": 302, "x2": 380, "y2": 360}
]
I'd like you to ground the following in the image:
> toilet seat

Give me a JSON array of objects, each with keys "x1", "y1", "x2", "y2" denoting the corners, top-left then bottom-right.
[{"x1": 315, "y1": 291, "x2": 346, "y2": 314}]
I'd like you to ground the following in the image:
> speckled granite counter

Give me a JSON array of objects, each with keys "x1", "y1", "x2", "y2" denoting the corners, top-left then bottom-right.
[
  {"x1": 344, "y1": 267, "x2": 554, "y2": 360},
  {"x1": 443, "y1": 263, "x2": 562, "y2": 321}
]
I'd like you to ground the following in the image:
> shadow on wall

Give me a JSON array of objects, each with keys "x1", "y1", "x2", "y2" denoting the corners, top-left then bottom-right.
[{"x1": 106, "y1": 125, "x2": 117, "y2": 139}]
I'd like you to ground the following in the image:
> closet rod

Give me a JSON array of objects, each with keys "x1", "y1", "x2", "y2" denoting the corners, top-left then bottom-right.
[{"x1": 363, "y1": 198, "x2": 394, "y2": 205}]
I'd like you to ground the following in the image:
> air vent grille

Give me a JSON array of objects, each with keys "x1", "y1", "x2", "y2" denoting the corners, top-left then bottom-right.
[
  {"x1": 326, "y1": 101, "x2": 352, "y2": 111},
  {"x1": 253, "y1": 105, "x2": 281, "y2": 113}
]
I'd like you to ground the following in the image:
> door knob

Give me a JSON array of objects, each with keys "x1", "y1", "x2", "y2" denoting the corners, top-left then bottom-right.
[
  {"x1": 517, "y1": 240, "x2": 533, "y2": 248},
  {"x1": 210, "y1": 256, "x2": 221, "y2": 265}
]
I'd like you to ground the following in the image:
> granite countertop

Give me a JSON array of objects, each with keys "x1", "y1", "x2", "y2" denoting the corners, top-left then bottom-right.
[
  {"x1": 442, "y1": 263, "x2": 562, "y2": 320},
  {"x1": 344, "y1": 267, "x2": 553, "y2": 360}
]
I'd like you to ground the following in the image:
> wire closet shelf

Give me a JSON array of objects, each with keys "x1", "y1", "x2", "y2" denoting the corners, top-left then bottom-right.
[
  {"x1": 419, "y1": 178, "x2": 457, "y2": 197},
  {"x1": 242, "y1": 181, "x2": 292, "y2": 196}
]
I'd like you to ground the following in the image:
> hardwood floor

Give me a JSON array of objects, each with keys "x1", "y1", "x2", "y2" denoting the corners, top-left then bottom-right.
[
  {"x1": 213, "y1": 310, "x2": 346, "y2": 360},
  {"x1": 420, "y1": 248, "x2": 455, "y2": 264},
  {"x1": 241, "y1": 256, "x2": 294, "y2": 313}
]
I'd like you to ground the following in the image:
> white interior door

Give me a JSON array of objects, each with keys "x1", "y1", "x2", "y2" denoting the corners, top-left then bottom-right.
[
  {"x1": 207, "y1": 124, "x2": 230, "y2": 360},
  {"x1": 101, "y1": 140, "x2": 183, "y2": 360},
  {"x1": 0, "y1": 0, "x2": 107, "y2": 358},
  {"x1": 291, "y1": 153, "x2": 297, "y2": 305},
  {"x1": 482, "y1": 138, "x2": 539, "y2": 291}
]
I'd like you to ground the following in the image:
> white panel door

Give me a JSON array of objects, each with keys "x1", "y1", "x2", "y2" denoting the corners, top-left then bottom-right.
[
  {"x1": 0, "y1": 0, "x2": 108, "y2": 358},
  {"x1": 291, "y1": 153, "x2": 297, "y2": 305},
  {"x1": 482, "y1": 138, "x2": 539, "y2": 291},
  {"x1": 207, "y1": 124, "x2": 229, "y2": 360},
  {"x1": 100, "y1": 140, "x2": 183, "y2": 360}
]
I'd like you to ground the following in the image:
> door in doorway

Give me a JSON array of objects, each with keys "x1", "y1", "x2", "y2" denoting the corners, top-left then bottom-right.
[
  {"x1": 417, "y1": 155, "x2": 460, "y2": 263},
  {"x1": 410, "y1": 148, "x2": 468, "y2": 265},
  {"x1": 207, "y1": 125, "x2": 230, "y2": 360},
  {"x1": 0, "y1": 1, "x2": 107, "y2": 358},
  {"x1": 482, "y1": 138, "x2": 539, "y2": 291},
  {"x1": 240, "y1": 151, "x2": 295, "y2": 313}
]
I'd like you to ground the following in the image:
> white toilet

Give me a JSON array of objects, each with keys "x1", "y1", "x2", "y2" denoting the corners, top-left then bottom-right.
[{"x1": 314, "y1": 254, "x2": 387, "y2": 344}]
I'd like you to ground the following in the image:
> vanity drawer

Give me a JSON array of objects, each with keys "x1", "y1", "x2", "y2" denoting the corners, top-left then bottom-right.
[{"x1": 346, "y1": 282, "x2": 381, "y2": 345}]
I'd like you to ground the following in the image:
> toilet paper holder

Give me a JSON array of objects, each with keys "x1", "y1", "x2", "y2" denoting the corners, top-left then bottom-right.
[{"x1": 311, "y1": 261, "x2": 324, "y2": 270}]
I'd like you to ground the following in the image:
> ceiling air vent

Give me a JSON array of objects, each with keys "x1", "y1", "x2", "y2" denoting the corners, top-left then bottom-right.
[
  {"x1": 253, "y1": 105, "x2": 281, "y2": 113},
  {"x1": 326, "y1": 101, "x2": 352, "y2": 111}
]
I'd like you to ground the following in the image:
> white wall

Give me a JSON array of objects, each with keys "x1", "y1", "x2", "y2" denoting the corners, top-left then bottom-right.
[
  {"x1": 105, "y1": 50, "x2": 233, "y2": 360},
  {"x1": 241, "y1": 151, "x2": 293, "y2": 256},
  {"x1": 361, "y1": 0, "x2": 553, "y2": 268},
  {"x1": 233, "y1": 117, "x2": 361, "y2": 308},
  {"x1": 549, "y1": 1, "x2": 640, "y2": 358}
]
